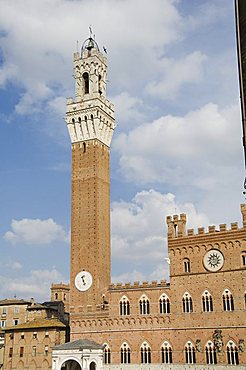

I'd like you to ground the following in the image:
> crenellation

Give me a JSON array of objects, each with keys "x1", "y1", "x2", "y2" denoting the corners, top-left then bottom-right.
[
  {"x1": 220, "y1": 223, "x2": 227, "y2": 231},
  {"x1": 231, "y1": 222, "x2": 238, "y2": 230},
  {"x1": 109, "y1": 280, "x2": 169, "y2": 291},
  {"x1": 187, "y1": 228, "x2": 194, "y2": 236},
  {"x1": 208, "y1": 225, "x2": 216, "y2": 233}
]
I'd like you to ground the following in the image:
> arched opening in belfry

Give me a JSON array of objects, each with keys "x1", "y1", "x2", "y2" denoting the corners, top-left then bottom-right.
[
  {"x1": 89, "y1": 361, "x2": 96, "y2": 370},
  {"x1": 61, "y1": 359, "x2": 82, "y2": 370},
  {"x1": 83, "y1": 72, "x2": 89, "y2": 94}
]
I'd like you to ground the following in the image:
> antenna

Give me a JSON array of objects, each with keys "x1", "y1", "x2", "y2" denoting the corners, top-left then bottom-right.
[{"x1": 89, "y1": 25, "x2": 93, "y2": 38}]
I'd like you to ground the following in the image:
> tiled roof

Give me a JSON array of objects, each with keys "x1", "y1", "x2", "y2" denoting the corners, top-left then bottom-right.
[
  {"x1": 0, "y1": 299, "x2": 32, "y2": 306},
  {"x1": 3, "y1": 318, "x2": 66, "y2": 331},
  {"x1": 54, "y1": 339, "x2": 104, "y2": 350}
]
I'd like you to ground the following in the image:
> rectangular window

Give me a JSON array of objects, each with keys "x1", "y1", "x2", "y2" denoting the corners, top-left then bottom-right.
[
  {"x1": 13, "y1": 319, "x2": 19, "y2": 326},
  {"x1": 21, "y1": 333, "x2": 25, "y2": 339},
  {"x1": 1, "y1": 320, "x2": 6, "y2": 328},
  {"x1": 14, "y1": 306, "x2": 19, "y2": 314},
  {"x1": 32, "y1": 346, "x2": 37, "y2": 356},
  {"x1": 20, "y1": 347, "x2": 24, "y2": 357},
  {"x1": 45, "y1": 331, "x2": 49, "y2": 337},
  {"x1": 44, "y1": 345, "x2": 49, "y2": 356},
  {"x1": 33, "y1": 332, "x2": 37, "y2": 339},
  {"x1": 2, "y1": 307, "x2": 7, "y2": 315},
  {"x1": 9, "y1": 348, "x2": 13, "y2": 358}
]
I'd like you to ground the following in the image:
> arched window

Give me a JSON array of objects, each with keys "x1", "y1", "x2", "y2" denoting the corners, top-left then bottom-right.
[
  {"x1": 185, "y1": 341, "x2": 196, "y2": 364},
  {"x1": 120, "y1": 342, "x2": 131, "y2": 364},
  {"x1": 205, "y1": 341, "x2": 217, "y2": 364},
  {"x1": 222, "y1": 289, "x2": 234, "y2": 311},
  {"x1": 119, "y1": 296, "x2": 130, "y2": 316},
  {"x1": 161, "y1": 341, "x2": 172, "y2": 364},
  {"x1": 159, "y1": 294, "x2": 170, "y2": 314},
  {"x1": 89, "y1": 362, "x2": 96, "y2": 370},
  {"x1": 202, "y1": 291, "x2": 213, "y2": 312},
  {"x1": 55, "y1": 293, "x2": 58, "y2": 300},
  {"x1": 241, "y1": 252, "x2": 246, "y2": 266},
  {"x1": 184, "y1": 258, "x2": 190, "y2": 273},
  {"x1": 139, "y1": 295, "x2": 150, "y2": 315},
  {"x1": 140, "y1": 342, "x2": 151, "y2": 364},
  {"x1": 227, "y1": 341, "x2": 239, "y2": 365},
  {"x1": 103, "y1": 344, "x2": 111, "y2": 364},
  {"x1": 182, "y1": 292, "x2": 193, "y2": 313},
  {"x1": 83, "y1": 72, "x2": 89, "y2": 94}
]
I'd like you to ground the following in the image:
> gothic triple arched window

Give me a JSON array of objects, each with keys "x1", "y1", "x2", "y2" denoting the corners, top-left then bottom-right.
[
  {"x1": 161, "y1": 341, "x2": 173, "y2": 364},
  {"x1": 103, "y1": 343, "x2": 111, "y2": 364},
  {"x1": 139, "y1": 295, "x2": 150, "y2": 315},
  {"x1": 119, "y1": 296, "x2": 130, "y2": 316},
  {"x1": 120, "y1": 342, "x2": 131, "y2": 364},
  {"x1": 227, "y1": 341, "x2": 239, "y2": 365},
  {"x1": 159, "y1": 293, "x2": 170, "y2": 314},
  {"x1": 182, "y1": 292, "x2": 193, "y2": 313},
  {"x1": 140, "y1": 342, "x2": 151, "y2": 364},
  {"x1": 202, "y1": 290, "x2": 213, "y2": 312},
  {"x1": 184, "y1": 341, "x2": 196, "y2": 364},
  {"x1": 222, "y1": 289, "x2": 234, "y2": 311},
  {"x1": 205, "y1": 341, "x2": 217, "y2": 365}
]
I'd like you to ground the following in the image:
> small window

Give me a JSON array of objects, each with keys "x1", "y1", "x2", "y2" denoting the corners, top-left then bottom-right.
[
  {"x1": 121, "y1": 342, "x2": 131, "y2": 364},
  {"x1": 140, "y1": 342, "x2": 151, "y2": 364},
  {"x1": 45, "y1": 331, "x2": 49, "y2": 338},
  {"x1": 222, "y1": 289, "x2": 234, "y2": 311},
  {"x1": 33, "y1": 332, "x2": 37, "y2": 339},
  {"x1": 83, "y1": 72, "x2": 89, "y2": 94},
  {"x1": 21, "y1": 333, "x2": 24, "y2": 339},
  {"x1": 185, "y1": 341, "x2": 196, "y2": 364},
  {"x1": 104, "y1": 344, "x2": 111, "y2": 364},
  {"x1": 182, "y1": 292, "x2": 193, "y2": 313},
  {"x1": 1, "y1": 320, "x2": 6, "y2": 328},
  {"x1": 139, "y1": 295, "x2": 150, "y2": 315},
  {"x1": 13, "y1": 319, "x2": 19, "y2": 326},
  {"x1": 241, "y1": 252, "x2": 246, "y2": 266},
  {"x1": 161, "y1": 341, "x2": 173, "y2": 364},
  {"x1": 14, "y1": 306, "x2": 19, "y2": 314},
  {"x1": 55, "y1": 293, "x2": 58, "y2": 300},
  {"x1": 205, "y1": 341, "x2": 217, "y2": 364},
  {"x1": 2, "y1": 307, "x2": 7, "y2": 315},
  {"x1": 32, "y1": 346, "x2": 37, "y2": 357},
  {"x1": 184, "y1": 258, "x2": 190, "y2": 273},
  {"x1": 9, "y1": 347, "x2": 13, "y2": 358},
  {"x1": 227, "y1": 341, "x2": 239, "y2": 365},
  {"x1": 202, "y1": 291, "x2": 213, "y2": 312},
  {"x1": 20, "y1": 347, "x2": 24, "y2": 357},
  {"x1": 64, "y1": 293, "x2": 66, "y2": 301},
  {"x1": 159, "y1": 294, "x2": 170, "y2": 314},
  {"x1": 44, "y1": 345, "x2": 49, "y2": 356},
  {"x1": 119, "y1": 296, "x2": 130, "y2": 316}
]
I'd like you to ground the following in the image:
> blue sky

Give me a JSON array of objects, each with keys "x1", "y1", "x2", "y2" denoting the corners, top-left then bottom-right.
[{"x1": 0, "y1": 0, "x2": 244, "y2": 301}]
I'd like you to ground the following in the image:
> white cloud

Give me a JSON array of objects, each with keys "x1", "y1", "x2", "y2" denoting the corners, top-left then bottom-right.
[
  {"x1": 111, "y1": 92, "x2": 144, "y2": 128},
  {"x1": 0, "y1": 268, "x2": 66, "y2": 301},
  {"x1": 113, "y1": 103, "x2": 241, "y2": 188},
  {"x1": 145, "y1": 51, "x2": 207, "y2": 99},
  {"x1": 111, "y1": 189, "x2": 210, "y2": 282},
  {"x1": 4, "y1": 218, "x2": 69, "y2": 245}
]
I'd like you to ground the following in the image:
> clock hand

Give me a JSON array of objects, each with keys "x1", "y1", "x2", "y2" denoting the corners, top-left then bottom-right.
[{"x1": 81, "y1": 275, "x2": 86, "y2": 285}]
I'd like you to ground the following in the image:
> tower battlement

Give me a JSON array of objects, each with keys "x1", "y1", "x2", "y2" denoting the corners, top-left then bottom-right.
[
  {"x1": 109, "y1": 280, "x2": 169, "y2": 291},
  {"x1": 167, "y1": 204, "x2": 246, "y2": 240}
]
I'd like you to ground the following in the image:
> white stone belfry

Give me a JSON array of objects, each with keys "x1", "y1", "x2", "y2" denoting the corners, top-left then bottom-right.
[{"x1": 65, "y1": 37, "x2": 116, "y2": 147}]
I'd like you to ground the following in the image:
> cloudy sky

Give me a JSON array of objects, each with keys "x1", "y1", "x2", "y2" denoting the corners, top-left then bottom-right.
[{"x1": 0, "y1": 0, "x2": 244, "y2": 301}]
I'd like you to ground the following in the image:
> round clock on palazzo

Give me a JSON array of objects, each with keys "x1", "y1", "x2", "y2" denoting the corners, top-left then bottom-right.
[
  {"x1": 203, "y1": 249, "x2": 224, "y2": 272},
  {"x1": 75, "y1": 271, "x2": 93, "y2": 291}
]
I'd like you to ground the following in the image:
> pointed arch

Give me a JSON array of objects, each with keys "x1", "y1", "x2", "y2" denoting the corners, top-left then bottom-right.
[
  {"x1": 205, "y1": 340, "x2": 217, "y2": 364},
  {"x1": 222, "y1": 289, "x2": 234, "y2": 311},
  {"x1": 29, "y1": 360, "x2": 37, "y2": 370},
  {"x1": 159, "y1": 293, "x2": 170, "y2": 314},
  {"x1": 120, "y1": 342, "x2": 131, "y2": 364},
  {"x1": 16, "y1": 361, "x2": 24, "y2": 370},
  {"x1": 227, "y1": 341, "x2": 239, "y2": 365},
  {"x1": 103, "y1": 343, "x2": 111, "y2": 364},
  {"x1": 119, "y1": 295, "x2": 130, "y2": 316},
  {"x1": 161, "y1": 341, "x2": 173, "y2": 364},
  {"x1": 184, "y1": 341, "x2": 196, "y2": 364},
  {"x1": 41, "y1": 359, "x2": 49, "y2": 370},
  {"x1": 182, "y1": 292, "x2": 193, "y2": 313},
  {"x1": 140, "y1": 341, "x2": 151, "y2": 364},
  {"x1": 202, "y1": 290, "x2": 213, "y2": 312},
  {"x1": 139, "y1": 295, "x2": 150, "y2": 315}
]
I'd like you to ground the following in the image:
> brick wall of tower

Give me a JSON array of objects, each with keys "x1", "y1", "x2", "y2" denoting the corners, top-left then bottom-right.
[{"x1": 70, "y1": 139, "x2": 111, "y2": 323}]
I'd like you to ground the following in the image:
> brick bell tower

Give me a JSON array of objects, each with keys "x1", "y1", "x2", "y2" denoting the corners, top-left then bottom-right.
[{"x1": 65, "y1": 36, "x2": 115, "y2": 331}]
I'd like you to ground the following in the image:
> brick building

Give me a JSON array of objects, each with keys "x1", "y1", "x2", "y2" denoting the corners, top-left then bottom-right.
[{"x1": 55, "y1": 33, "x2": 246, "y2": 369}]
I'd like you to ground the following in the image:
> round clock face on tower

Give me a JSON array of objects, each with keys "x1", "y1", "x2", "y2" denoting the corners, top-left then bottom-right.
[
  {"x1": 203, "y1": 249, "x2": 224, "y2": 272},
  {"x1": 75, "y1": 271, "x2": 93, "y2": 291}
]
